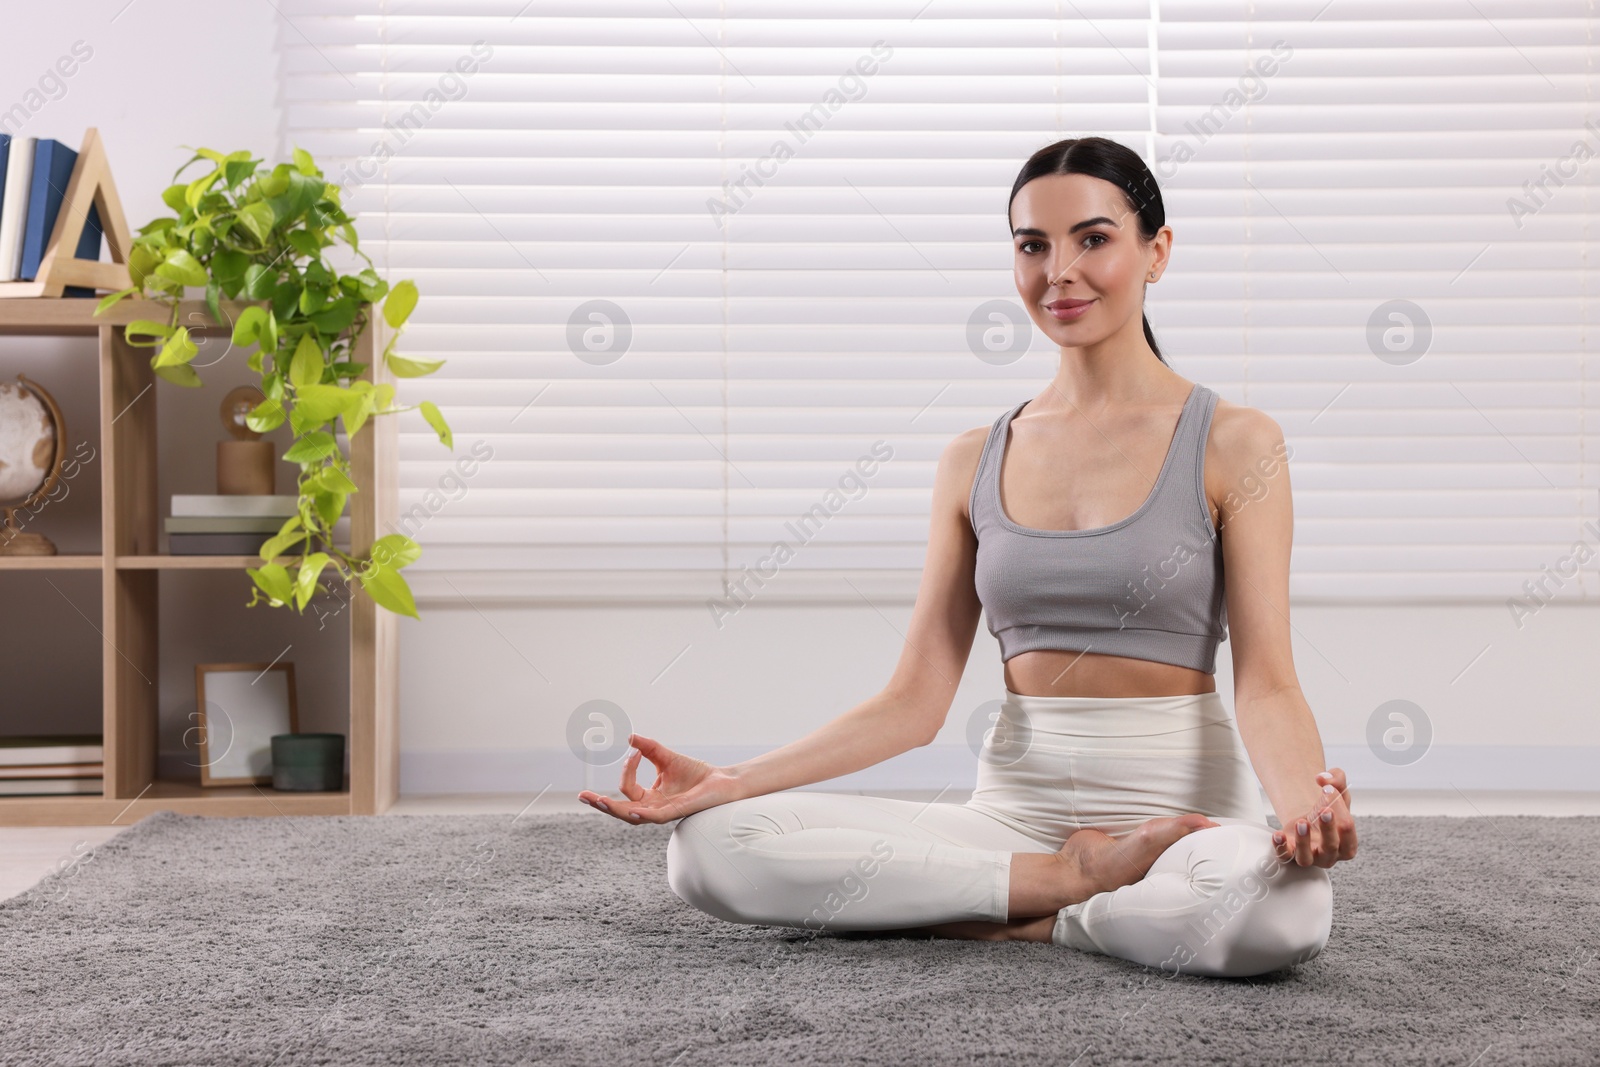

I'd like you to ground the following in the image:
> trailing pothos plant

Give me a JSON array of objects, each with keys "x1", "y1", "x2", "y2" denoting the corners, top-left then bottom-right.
[{"x1": 94, "y1": 145, "x2": 452, "y2": 621}]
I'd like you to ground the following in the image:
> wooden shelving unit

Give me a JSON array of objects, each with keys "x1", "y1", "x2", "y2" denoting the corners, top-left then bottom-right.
[{"x1": 0, "y1": 296, "x2": 400, "y2": 825}]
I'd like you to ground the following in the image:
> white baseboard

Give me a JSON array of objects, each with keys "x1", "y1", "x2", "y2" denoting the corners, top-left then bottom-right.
[{"x1": 392, "y1": 743, "x2": 1600, "y2": 796}]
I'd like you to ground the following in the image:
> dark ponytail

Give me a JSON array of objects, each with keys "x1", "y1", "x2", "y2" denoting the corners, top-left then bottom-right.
[{"x1": 1007, "y1": 137, "x2": 1169, "y2": 366}]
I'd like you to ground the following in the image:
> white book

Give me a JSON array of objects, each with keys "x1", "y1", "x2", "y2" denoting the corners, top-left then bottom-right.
[
  {"x1": 170, "y1": 494, "x2": 300, "y2": 517},
  {"x1": 0, "y1": 762, "x2": 103, "y2": 779},
  {"x1": 0, "y1": 777, "x2": 104, "y2": 796},
  {"x1": 0, "y1": 135, "x2": 36, "y2": 282},
  {"x1": 0, "y1": 737, "x2": 105, "y2": 766}
]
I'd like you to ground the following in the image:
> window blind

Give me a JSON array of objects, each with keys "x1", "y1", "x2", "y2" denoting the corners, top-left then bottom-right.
[{"x1": 278, "y1": 0, "x2": 1599, "y2": 602}]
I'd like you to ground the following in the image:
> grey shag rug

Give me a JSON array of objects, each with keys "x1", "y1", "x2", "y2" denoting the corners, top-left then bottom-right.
[{"x1": 3, "y1": 809, "x2": 1598, "y2": 1066}]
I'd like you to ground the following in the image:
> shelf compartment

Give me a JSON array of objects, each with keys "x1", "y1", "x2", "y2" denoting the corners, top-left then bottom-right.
[
  {"x1": 0, "y1": 780, "x2": 352, "y2": 825},
  {"x1": 0, "y1": 298, "x2": 398, "y2": 826},
  {"x1": 0, "y1": 554, "x2": 104, "y2": 569},
  {"x1": 115, "y1": 555, "x2": 304, "y2": 570}
]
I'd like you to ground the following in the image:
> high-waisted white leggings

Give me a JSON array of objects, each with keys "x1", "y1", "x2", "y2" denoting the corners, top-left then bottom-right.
[{"x1": 666, "y1": 690, "x2": 1333, "y2": 979}]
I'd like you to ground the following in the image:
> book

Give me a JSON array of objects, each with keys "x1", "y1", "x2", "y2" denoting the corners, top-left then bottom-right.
[
  {"x1": 171, "y1": 494, "x2": 300, "y2": 518},
  {"x1": 0, "y1": 762, "x2": 103, "y2": 780},
  {"x1": 18, "y1": 138, "x2": 104, "y2": 297},
  {"x1": 0, "y1": 777, "x2": 103, "y2": 796},
  {"x1": 0, "y1": 734, "x2": 105, "y2": 766},
  {"x1": 0, "y1": 135, "x2": 35, "y2": 282},
  {"x1": 165, "y1": 515, "x2": 297, "y2": 534},
  {"x1": 168, "y1": 532, "x2": 272, "y2": 555}
]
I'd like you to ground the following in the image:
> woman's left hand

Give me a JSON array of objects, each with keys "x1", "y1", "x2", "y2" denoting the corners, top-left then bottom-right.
[{"x1": 1271, "y1": 767, "x2": 1358, "y2": 869}]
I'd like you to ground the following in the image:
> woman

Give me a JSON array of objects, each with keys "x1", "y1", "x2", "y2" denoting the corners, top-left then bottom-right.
[{"x1": 577, "y1": 136, "x2": 1358, "y2": 979}]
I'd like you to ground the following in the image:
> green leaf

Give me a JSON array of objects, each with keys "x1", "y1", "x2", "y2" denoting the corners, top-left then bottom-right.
[
  {"x1": 271, "y1": 279, "x2": 301, "y2": 321},
  {"x1": 185, "y1": 169, "x2": 220, "y2": 209},
  {"x1": 128, "y1": 245, "x2": 160, "y2": 288},
  {"x1": 231, "y1": 305, "x2": 268, "y2": 347},
  {"x1": 293, "y1": 383, "x2": 358, "y2": 426},
  {"x1": 307, "y1": 464, "x2": 359, "y2": 495},
  {"x1": 342, "y1": 389, "x2": 376, "y2": 439},
  {"x1": 243, "y1": 263, "x2": 277, "y2": 300},
  {"x1": 258, "y1": 516, "x2": 306, "y2": 562},
  {"x1": 298, "y1": 284, "x2": 327, "y2": 315},
  {"x1": 246, "y1": 397, "x2": 286, "y2": 433},
  {"x1": 263, "y1": 309, "x2": 279, "y2": 355},
  {"x1": 257, "y1": 165, "x2": 291, "y2": 198},
  {"x1": 283, "y1": 431, "x2": 339, "y2": 464},
  {"x1": 153, "y1": 362, "x2": 202, "y2": 387},
  {"x1": 309, "y1": 297, "x2": 357, "y2": 335},
  {"x1": 288, "y1": 332, "x2": 324, "y2": 389},
  {"x1": 211, "y1": 249, "x2": 249, "y2": 294},
  {"x1": 359, "y1": 565, "x2": 419, "y2": 620},
  {"x1": 370, "y1": 533, "x2": 422, "y2": 570},
  {"x1": 222, "y1": 158, "x2": 256, "y2": 190},
  {"x1": 286, "y1": 229, "x2": 321, "y2": 257},
  {"x1": 204, "y1": 279, "x2": 222, "y2": 329},
  {"x1": 384, "y1": 350, "x2": 445, "y2": 378},
  {"x1": 94, "y1": 286, "x2": 138, "y2": 316},
  {"x1": 312, "y1": 488, "x2": 347, "y2": 527},
  {"x1": 417, "y1": 400, "x2": 452, "y2": 450},
  {"x1": 153, "y1": 249, "x2": 208, "y2": 288},
  {"x1": 292, "y1": 146, "x2": 318, "y2": 176},
  {"x1": 303, "y1": 257, "x2": 332, "y2": 289},
  {"x1": 284, "y1": 171, "x2": 325, "y2": 220},
  {"x1": 236, "y1": 201, "x2": 276, "y2": 245},
  {"x1": 153, "y1": 327, "x2": 198, "y2": 368},
  {"x1": 160, "y1": 184, "x2": 187, "y2": 214},
  {"x1": 247, "y1": 562, "x2": 294, "y2": 604},
  {"x1": 382, "y1": 280, "x2": 418, "y2": 329},
  {"x1": 124, "y1": 319, "x2": 174, "y2": 342},
  {"x1": 294, "y1": 552, "x2": 331, "y2": 610}
]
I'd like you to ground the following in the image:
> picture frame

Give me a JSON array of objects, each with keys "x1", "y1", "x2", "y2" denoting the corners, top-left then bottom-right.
[{"x1": 193, "y1": 661, "x2": 299, "y2": 787}]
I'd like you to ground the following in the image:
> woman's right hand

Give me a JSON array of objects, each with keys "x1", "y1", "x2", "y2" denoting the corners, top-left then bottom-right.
[{"x1": 577, "y1": 733, "x2": 739, "y2": 825}]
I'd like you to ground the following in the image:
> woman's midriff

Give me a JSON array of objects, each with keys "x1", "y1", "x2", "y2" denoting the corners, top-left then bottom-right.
[{"x1": 1003, "y1": 648, "x2": 1218, "y2": 699}]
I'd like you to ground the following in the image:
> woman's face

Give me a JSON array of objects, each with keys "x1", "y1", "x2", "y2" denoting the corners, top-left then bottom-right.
[{"x1": 1010, "y1": 172, "x2": 1169, "y2": 348}]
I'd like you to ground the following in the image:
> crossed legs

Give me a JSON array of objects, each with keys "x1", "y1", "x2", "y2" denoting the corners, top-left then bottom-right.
[{"x1": 666, "y1": 791, "x2": 1331, "y2": 978}]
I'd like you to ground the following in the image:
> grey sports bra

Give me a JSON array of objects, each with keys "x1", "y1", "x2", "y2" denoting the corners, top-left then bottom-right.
[{"x1": 968, "y1": 382, "x2": 1229, "y2": 674}]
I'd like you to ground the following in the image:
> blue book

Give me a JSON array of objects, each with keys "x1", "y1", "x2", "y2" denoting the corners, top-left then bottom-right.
[
  {"x1": 0, "y1": 134, "x2": 10, "y2": 215},
  {"x1": 18, "y1": 138, "x2": 103, "y2": 297}
]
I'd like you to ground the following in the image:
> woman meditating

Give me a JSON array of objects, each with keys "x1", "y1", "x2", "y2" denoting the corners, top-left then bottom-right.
[{"x1": 577, "y1": 136, "x2": 1358, "y2": 979}]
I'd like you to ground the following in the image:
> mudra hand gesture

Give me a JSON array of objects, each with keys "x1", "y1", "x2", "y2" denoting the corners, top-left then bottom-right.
[
  {"x1": 1271, "y1": 767, "x2": 1358, "y2": 869},
  {"x1": 577, "y1": 733, "x2": 738, "y2": 825}
]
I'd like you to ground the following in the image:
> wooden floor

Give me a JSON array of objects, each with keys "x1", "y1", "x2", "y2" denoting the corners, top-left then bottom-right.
[{"x1": 6, "y1": 790, "x2": 1600, "y2": 902}]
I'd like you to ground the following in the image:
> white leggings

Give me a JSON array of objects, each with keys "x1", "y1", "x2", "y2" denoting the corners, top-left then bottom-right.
[{"x1": 666, "y1": 689, "x2": 1333, "y2": 979}]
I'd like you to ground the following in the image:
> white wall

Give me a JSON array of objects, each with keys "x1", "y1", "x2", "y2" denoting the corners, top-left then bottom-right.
[
  {"x1": 4, "y1": 4, "x2": 1592, "y2": 796},
  {"x1": 396, "y1": 589, "x2": 1600, "y2": 797}
]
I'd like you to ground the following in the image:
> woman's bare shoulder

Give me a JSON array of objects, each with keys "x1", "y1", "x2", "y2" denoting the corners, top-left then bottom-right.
[
  {"x1": 1204, "y1": 394, "x2": 1292, "y2": 516},
  {"x1": 1208, "y1": 393, "x2": 1286, "y2": 459},
  {"x1": 940, "y1": 420, "x2": 998, "y2": 526}
]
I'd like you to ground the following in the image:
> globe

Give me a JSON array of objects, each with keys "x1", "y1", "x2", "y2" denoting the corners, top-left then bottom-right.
[{"x1": 0, "y1": 375, "x2": 65, "y2": 556}]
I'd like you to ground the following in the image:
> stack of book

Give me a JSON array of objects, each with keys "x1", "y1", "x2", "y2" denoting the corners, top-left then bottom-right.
[
  {"x1": 168, "y1": 494, "x2": 350, "y2": 555},
  {"x1": 0, "y1": 134, "x2": 104, "y2": 295},
  {"x1": 0, "y1": 734, "x2": 104, "y2": 795}
]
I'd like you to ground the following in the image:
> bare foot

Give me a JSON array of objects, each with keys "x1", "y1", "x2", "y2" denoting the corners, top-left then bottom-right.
[
  {"x1": 914, "y1": 814, "x2": 1218, "y2": 944},
  {"x1": 1067, "y1": 813, "x2": 1219, "y2": 898}
]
